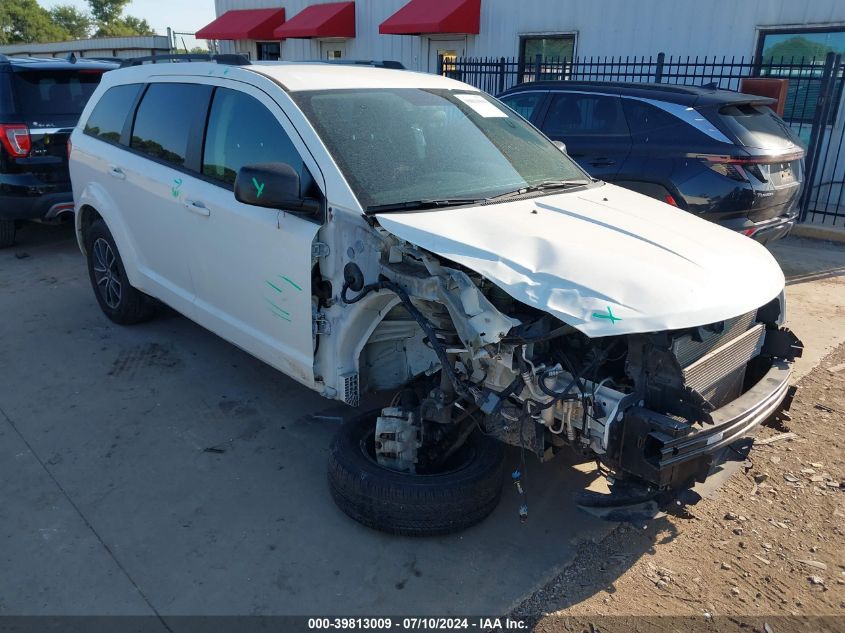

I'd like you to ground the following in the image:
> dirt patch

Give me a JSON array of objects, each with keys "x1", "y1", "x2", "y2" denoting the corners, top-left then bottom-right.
[{"x1": 512, "y1": 343, "x2": 845, "y2": 631}]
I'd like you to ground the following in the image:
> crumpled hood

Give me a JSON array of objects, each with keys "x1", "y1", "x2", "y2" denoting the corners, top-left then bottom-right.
[{"x1": 376, "y1": 183, "x2": 785, "y2": 337}]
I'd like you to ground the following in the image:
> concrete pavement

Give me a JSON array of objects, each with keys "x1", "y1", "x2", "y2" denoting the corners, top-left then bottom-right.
[{"x1": 0, "y1": 225, "x2": 843, "y2": 618}]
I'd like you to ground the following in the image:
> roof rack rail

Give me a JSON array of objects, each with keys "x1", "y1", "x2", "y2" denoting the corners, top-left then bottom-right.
[
  {"x1": 309, "y1": 59, "x2": 405, "y2": 70},
  {"x1": 120, "y1": 53, "x2": 251, "y2": 68}
]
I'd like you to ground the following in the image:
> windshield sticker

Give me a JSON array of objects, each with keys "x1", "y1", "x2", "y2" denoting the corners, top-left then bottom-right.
[
  {"x1": 455, "y1": 94, "x2": 509, "y2": 118},
  {"x1": 592, "y1": 306, "x2": 622, "y2": 324},
  {"x1": 171, "y1": 178, "x2": 183, "y2": 198},
  {"x1": 252, "y1": 178, "x2": 265, "y2": 199}
]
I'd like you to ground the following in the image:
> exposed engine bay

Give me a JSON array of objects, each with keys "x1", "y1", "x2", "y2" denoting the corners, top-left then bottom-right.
[{"x1": 336, "y1": 225, "x2": 803, "y2": 511}]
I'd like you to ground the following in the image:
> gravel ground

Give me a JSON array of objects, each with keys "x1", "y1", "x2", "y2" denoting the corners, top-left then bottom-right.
[{"x1": 509, "y1": 342, "x2": 845, "y2": 632}]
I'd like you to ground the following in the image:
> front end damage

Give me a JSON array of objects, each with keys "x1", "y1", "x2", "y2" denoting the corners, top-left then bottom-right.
[{"x1": 340, "y1": 226, "x2": 803, "y2": 520}]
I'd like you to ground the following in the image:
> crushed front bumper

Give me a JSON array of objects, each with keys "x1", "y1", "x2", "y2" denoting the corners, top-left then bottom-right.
[{"x1": 610, "y1": 359, "x2": 794, "y2": 490}]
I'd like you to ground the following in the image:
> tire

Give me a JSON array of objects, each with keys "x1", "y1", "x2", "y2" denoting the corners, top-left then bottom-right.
[
  {"x1": 84, "y1": 219, "x2": 157, "y2": 325},
  {"x1": 0, "y1": 219, "x2": 15, "y2": 248},
  {"x1": 328, "y1": 411, "x2": 505, "y2": 536}
]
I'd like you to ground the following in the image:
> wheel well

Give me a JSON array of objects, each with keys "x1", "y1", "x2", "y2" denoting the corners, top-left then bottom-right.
[
  {"x1": 78, "y1": 205, "x2": 102, "y2": 236},
  {"x1": 77, "y1": 205, "x2": 102, "y2": 253}
]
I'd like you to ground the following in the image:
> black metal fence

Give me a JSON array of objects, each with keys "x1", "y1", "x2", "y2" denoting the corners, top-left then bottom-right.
[{"x1": 440, "y1": 52, "x2": 845, "y2": 226}]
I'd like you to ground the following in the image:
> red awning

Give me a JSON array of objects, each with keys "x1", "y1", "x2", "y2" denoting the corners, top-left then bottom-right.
[
  {"x1": 196, "y1": 8, "x2": 286, "y2": 40},
  {"x1": 379, "y1": 0, "x2": 480, "y2": 35},
  {"x1": 273, "y1": 2, "x2": 355, "y2": 39}
]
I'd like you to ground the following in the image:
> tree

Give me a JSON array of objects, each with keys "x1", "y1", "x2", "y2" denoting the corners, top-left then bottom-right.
[
  {"x1": 88, "y1": 0, "x2": 129, "y2": 24},
  {"x1": 0, "y1": 0, "x2": 69, "y2": 44},
  {"x1": 50, "y1": 5, "x2": 93, "y2": 40},
  {"x1": 763, "y1": 36, "x2": 837, "y2": 63},
  {"x1": 88, "y1": 0, "x2": 155, "y2": 37},
  {"x1": 96, "y1": 15, "x2": 155, "y2": 37}
]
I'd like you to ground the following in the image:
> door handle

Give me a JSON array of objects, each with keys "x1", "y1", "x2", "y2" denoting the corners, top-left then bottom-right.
[
  {"x1": 590, "y1": 159, "x2": 616, "y2": 167},
  {"x1": 184, "y1": 199, "x2": 210, "y2": 217},
  {"x1": 108, "y1": 166, "x2": 125, "y2": 180}
]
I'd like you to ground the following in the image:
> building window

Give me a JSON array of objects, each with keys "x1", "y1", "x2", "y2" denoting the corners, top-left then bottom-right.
[
  {"x1": 756, "y1": 27, "x2": 845, "y2": 125},
  {"x1": 256, "y1": 41, "x2": 281, "y2": 61},
  {"x1": 519, "y1": 34, "x2": 575, "y2": 63}
]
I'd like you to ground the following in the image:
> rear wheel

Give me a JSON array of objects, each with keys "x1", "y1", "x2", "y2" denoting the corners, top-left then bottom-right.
[
  {"x1": 84, "y1": 219, "x2": 158, "y2": 324},
  {"x1": 0, "y1": 219, "x2": 15, "y2": 248},
  {"x1": 328, "y1": 411, "x2": 505, "y2": 536}
]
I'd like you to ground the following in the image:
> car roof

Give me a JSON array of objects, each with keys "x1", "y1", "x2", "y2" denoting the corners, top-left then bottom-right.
[
  {"x1": 99, "y1": 60, "x2": 476, "y2": 93},
  {"x1": 0, "y1": 55, "x2": 118, "y2": 72},
  {"x1": 500, "y1": 80, "x2": 774, "y2": 106}
]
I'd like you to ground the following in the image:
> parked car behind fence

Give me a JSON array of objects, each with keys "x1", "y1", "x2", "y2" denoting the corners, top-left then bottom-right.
[{"x1": 499, "y1": 82, "x2": 806, "y2": 244}]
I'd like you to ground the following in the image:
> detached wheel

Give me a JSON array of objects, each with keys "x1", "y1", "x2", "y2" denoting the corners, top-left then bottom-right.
[
  {"x1": 84, "y1": 219, "x2": 157, "y2": 325},
  {"x1": 328, "y1": 411, "x2": 505, "y2": 536},
  {"x1": 0, "y1": 219, "x2": 15, "y2": 248}
]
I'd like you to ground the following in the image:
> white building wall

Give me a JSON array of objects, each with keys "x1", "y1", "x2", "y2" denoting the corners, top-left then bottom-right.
[
  {"x1": 0, "y1": 36, "x2": 171, "y2": 59},
  {"x1": 212, "y1": 0, "x2": 845, "y2": 69}
]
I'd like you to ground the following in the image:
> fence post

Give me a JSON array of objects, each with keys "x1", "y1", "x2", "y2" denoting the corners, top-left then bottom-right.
[
  {"x1": 654, "y1": 52, "x2": 665, "y2": 83},
  {"x1": 534, "y1": 53, "x2": 542, "y2": 82},
  {"x1": 799, "y1": 52, "x2": 838, "y2": 222},
  {"x1": 437, "y1": 54, "x2": 444, "y2": 76},
  {"x1": 498, "y1": 56, "x2": 506, "y2": 94}
]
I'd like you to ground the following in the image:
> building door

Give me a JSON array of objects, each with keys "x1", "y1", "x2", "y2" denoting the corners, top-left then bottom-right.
[
  {"x1": 428, "y1": 38, "x2": 466, "y2": 73},
  {"x1": 320, "y1": 41, "x2": 346, "y2": 60},
  {"x1": 256, "y1": 41, "x2": 281, "y2": 61}
]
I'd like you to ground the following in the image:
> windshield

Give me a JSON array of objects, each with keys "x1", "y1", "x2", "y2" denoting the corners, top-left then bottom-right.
[{"x1": 292, "y1": 88, "x2": 588, "y2": 211}]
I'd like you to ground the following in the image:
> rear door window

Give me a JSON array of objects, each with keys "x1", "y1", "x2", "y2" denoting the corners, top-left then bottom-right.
[
  {"x1": 543, "y1": 93, "x2": 628, "y2": 137},
  {"x1": 710, "y1": 104, "x2": 794, "y2": 150},
  {"x1": 131, "y1": 83, "x2": 211, "y2": 168},
  {"x1": 84, "y1": 84, "x2": 142, "y2": 144},
  {"x1": 11, "y1": 70, "x2": 104, "y2": 116},
  {"x1": 499, "y1": 92, "x2": 545, "y2": 121}
]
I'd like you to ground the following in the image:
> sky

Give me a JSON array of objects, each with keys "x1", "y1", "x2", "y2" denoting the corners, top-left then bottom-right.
[{"x1": 37, "y1": 0, "x2": 216, "y2": 41}]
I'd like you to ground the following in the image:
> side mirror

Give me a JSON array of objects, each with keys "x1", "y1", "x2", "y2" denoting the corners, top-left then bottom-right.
[
  {"x1": 234, "y1": 163, "x2": 320, "y2": 215},
  {"x1": 552, "y1": 140, "x2": 567, "y2": 154}
]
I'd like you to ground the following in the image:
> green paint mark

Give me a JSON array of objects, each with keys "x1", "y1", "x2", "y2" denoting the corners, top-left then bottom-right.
[
  {"x1": 264, "y1": 297, "x2": 290, "y2": 317},
  {"x1": 592, "y1": 306, "x2": 622, "y2": 324},
  {"x1": 264, "y1": 298, "x2": 292, "y2": 322},
  {"x1": 252, "y1": 177, "x2": 265, "y2": 199},
  {"x1": 266, "y1": 280, "x2": 283, "y2": 293},
  {"x1": 171, "y1": 178, "x2": 183, "y2": 198},
  {"x1": 280, "y1": 276, "x2": 302, "y2": 291}
]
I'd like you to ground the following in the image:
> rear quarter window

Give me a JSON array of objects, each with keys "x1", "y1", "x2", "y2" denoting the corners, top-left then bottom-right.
[
  {"x1": 11, "y1": 69, "x2": 104, "y2": 116},
  {"x1": 84, "y1": 84, "x2": 142, "y2": 144},
  {"x1": 622, "y1": 98, "x2": 712, "y2": 145}
]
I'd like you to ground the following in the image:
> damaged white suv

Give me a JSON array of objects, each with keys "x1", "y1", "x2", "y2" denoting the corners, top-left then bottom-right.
[{"x1": 70, "y1": 58, "x2": 802, "y2": 535}]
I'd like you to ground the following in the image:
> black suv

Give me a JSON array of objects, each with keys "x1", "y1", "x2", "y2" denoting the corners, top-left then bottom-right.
[
  {"x1": 0, "y1": 55, "x2": 115, "y2": 247},
  {"x1": 499, "y1": 82, "x2": 805, "y2": 244}
]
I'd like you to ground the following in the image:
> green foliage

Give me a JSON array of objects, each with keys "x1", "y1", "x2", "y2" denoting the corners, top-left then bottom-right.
[
  {"x1": 0, "y1": 0, "x2": 155, "y2": 44},
  {"x1": 0, "y1": 0, "x2": 69, "y2": 44},
  {"x1": 95, "y1": 15, "x2": 155, "y2": 37},
  {"x1": 88, "y1": 0, "x2": 130, "y2": 24},
  {"x1": 50, "y1": 5, "x2": 94, "y2": 40},
  {"x1": 763, "y1": 36, "x2": 837, "y2": 62}
]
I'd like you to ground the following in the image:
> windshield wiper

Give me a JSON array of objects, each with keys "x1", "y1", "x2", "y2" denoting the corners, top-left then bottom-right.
[
  {"x1": 367, "y1": 198, "x2": 486, "y2": 214},
  {"x1": 489, "y1": 179, "x2": 592, "y2": 201}
]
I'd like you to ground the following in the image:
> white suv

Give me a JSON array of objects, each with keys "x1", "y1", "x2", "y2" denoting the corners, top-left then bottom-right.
[{"x1": 70, "y1": 58, "x2": 802, "y2": 535}]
